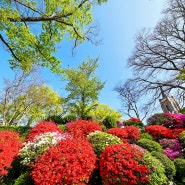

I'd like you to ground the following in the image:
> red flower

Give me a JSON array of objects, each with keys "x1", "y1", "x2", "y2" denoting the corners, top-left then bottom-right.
[
  {"x1": 25, "y1": 121, "x2": 63, "y2": 142},
  {"x1": 128, "y1": 118, "x2": 141, "y2": 122},
  {"x1": 123, "y1": 126, "x2": 140, "y2": 143},
  {"x1": 145, "y1": 125, "x2": 176, "y2": 140},
  {"x1": 100, "y1": 143, "x2": 150, "y2": 185},
  {"x1": 106, "y1": 128, "x2": 128, "y2": 142},
  {"x1": 31, "y1": 138, "x2": 96, "y2": 185},
  {"x1": 0, "y1": 131, "x2": 22, "y2": 176},
  {"x1": 67, "y1": 119, "x2": 102, "y2": 139}
]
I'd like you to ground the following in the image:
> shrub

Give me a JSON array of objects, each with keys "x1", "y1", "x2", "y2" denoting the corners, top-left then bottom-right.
[
  {"x1": 58, "y1": 124, "x2": 67, "y2": 131},
  {"x1": 180, "y1": 131, "x2": 185, "y2": 145},
  {"x1": 67, "y1": 119, "x2": 102, "y2": 139},
  {"x1": 174, "y1": 158, "x2": 185, "y2": 183},
  {"x1": 25, "y1": 121, "x2": 63, "y2": 142},
  {"x1": 19, "y1": 132, "x2": 71, "y2": 166},
  {"x1": 124, "y1": 118, "x2": 144, "y2": 130},
  {"x1": 151, "y1": 151, "x2": 176, "y2": 181},
  {"x1": 100, "y1": 143, "x2": 150, "y2": 185},
  {"x1": 31, "y1": 138, "x2": 96, "y2": 185},
  {"x1": 106, "y1": 128, "x2": 128, "y2": 142},
  {"x1": 145, "y1": 125, "x2": 175, "y2": 140},
  {"x1": 159, "y1": 139, "x2": 183, "y2": 160},
  {"x1": 62, "y1": 114, "x2": 77, "y2": 124},
  {"x1": 147, "y1": 113, "x2": 185, "y2": 129},
  {"x1": 102, "y1": 115, "x2": 117, "y2": 129},
  {"x1": 14, "y1": 172, "x2": 34, "y2": 185},
  {"x1": 143, "y1": 152, "x2": 168, "y2": 185},
  {"x1": 88, "y1": 131, "x2": 122, "y2": 157},
  {"x1": 140, "y1": 132, "x2": 153, "y2": 140},
  {"x1": 0, "y1": 126, "x2": 31, "y2": 138},
  {"x1": 123, "y1": 126, "x2": 140, "y2": 143},
  {"x1": 137, "y1": 139, "x2": 163, "y2": 153},
  {"x1": 0, "y1": 131, "x2": 22, "y2": 177},
  {"x1": 45, "y1": 115, "x2": 63, "y2": 124}
]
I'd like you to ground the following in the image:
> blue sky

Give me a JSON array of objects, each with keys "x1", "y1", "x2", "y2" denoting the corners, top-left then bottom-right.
[{"x1": 0, "y1": 0, "x2": 166, "y2": 118}]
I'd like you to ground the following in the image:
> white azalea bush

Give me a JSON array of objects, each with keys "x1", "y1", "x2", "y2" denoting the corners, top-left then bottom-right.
[{"x1": 19, "y1": 131, "x2": 72, "y2": 166}]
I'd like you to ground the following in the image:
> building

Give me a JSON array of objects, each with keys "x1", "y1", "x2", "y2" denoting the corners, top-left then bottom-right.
[{"x1": 159, "y1": 87, "x2": 180, "y2": 113}]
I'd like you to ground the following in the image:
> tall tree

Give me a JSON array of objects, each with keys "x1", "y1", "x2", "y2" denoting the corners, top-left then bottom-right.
[
  {"x1": 114, "y1": 80, "x2": 150, "y2": 120},
  {"x1": 127, "y1": 0, "x2": 185, "y2": 108},
  {"x1": 89, "y1": 102, "x2": 122, "y2": 123},
  {"x1": 0, "y1": 0, "x2": 107, "y2": 72},
  {"x1": 64, "y1": 57, "x2": 105, "y2": 118},
  {"x1": 0, "y1": 68, "x2": 64, "y2": 126}
]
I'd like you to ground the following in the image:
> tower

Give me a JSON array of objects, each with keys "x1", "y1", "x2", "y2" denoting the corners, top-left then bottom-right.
[{"x1": 159, "y1": 87, "x2": 180, "y2": 113}]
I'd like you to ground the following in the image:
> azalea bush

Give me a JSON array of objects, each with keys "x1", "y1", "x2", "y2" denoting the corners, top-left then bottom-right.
[
  {"x1": 159, "y1": 138, "x2": 183, "y2": 160},
  {"x1": 174, "y1": 158, "x2": 185, "y2": 184},
  {"x1": 151, "y1": 151, "x2": 176, "y2": 181},
  {"x1": 19, "y1": 131, "x2": 71, "y2": 166},
  {"x1": 147, "y1": 113, "x2": 185, "y2": 129},
  {"x1": 31, "y1": 138, "x2": 96, "y2": 185},
  {"x1": 145, "y1": 125, "x2": 175, "y2": 140},
  {"x1": 122, "y1": 125, "x2": 140, "y2": 143},
  {"x1": 25, "y1": 121, "x2": 63, "y2": 142},
  {"x1": 137, "y1": 138, "x2": 163, "y2": 153},
  {"x1": 106, "y1": 128, "x2": 128, "y2": 142},
  {"x1": 124, "y1": 117, "x2": 144, "y2": 130},
  {"x1": 67, "y1": 119, "x2": 102, "y2": 139},
  {"x1": 100, "y1": 143, "x2": 150, "y2": 185},
  {"x1": 143, "y1": 152, "x2": 168, "y2": 185},
  {"x1": 88, "y1": 131, "x2": 122, "y2": 158},
  {"x1": 0, "y1": 131, "x2": 22, "y2": 177}
]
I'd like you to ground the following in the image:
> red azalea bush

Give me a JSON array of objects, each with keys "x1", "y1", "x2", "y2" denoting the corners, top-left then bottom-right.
[
  {"x1": 0, "y1": 131, "x2": 22, "y2": 176},
  {"x1": 100, "y1": 143, "x2": 150, "y2": 185},
  {"x1": 31, "y1": 138, "x2": 96, "y2": 185},
  {"x1": 25, "y1": 121, "x2": 63, "y2": 142},
  {"x1": 172, "y1": 128, "x2": 185, "y2": 138},
  {"x1": 145, "y1": 125, "x2": 175, "y2": 140},
  {"x1": 67, "y1": 119, "x2": 102, "y2": 139},
  {"x1": 123, "y1": 126, "x2": 141, "y2": 143},
  {"x1": 106, "y1": 128, "x2": 128, "y2": 142}
]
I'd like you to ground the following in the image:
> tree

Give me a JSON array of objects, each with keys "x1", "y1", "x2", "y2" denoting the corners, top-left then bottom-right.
[
  {"x1": 127, "y1": 0, "x2": 185, "y2": 108},
  {"x1": 0, "y1": 68, "x2": 64, "y2": 126},
  {"x1": 0, "y1": 0, "x2": 107, "y2": 73},
  {"x1": 114, "y1": 80, "x2": 150, "y2": 120},
  {"x1": 64, "y1": 57, "x2": 105, "y2": 118},
  {"x1": 89, "y1": 102, "x2": 122, "y2": 123}
]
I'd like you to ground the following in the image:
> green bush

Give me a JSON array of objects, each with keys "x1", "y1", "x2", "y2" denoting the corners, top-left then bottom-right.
[
  {"x1": 180, "y1": 131, "x2": 185, "y2": 145},
  {"x1": 102, "y1": 115, "x2": 117, "y2": 129},
  {"x1": 14, "y1": 172, "x2": 34, "y2": 185},
  {"x1": 137, "y1": 139, "x2": 163, "y2": 153},
  {"x1": 143, "y1": 152, "x2": 168, "y2": 185},
  {"x1": 58, "y1": 124, "x2": 67, "y2": 132},
  {"x1": 124, "y1": 120, "x2": 144, "y2": 130},
  {"x1": 88, "y1": 131, "x2": 122, "y2": 157},
  {"x1": 151, "y1": 151, "x2": 176, "y2": 181},
  {"x1": 140, "y1": 132, "x2": 153, "y2": 140},
  {"x1": 0, "y1": 126, "x2": 31, "y2": 138},
  {"x1": 174, "y1": 158, "x2": 185, "y2": 183},
  {"x1": 62, "y1": 114, "x2": 76, "y2": 124},
  {"x1": 45, "y1": 115, "x2": 63, "y2": 124}
]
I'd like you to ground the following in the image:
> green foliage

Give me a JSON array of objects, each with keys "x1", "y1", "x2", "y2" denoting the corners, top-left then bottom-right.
[
  {"x1": 102, "y1": 115, "x2": 117, "y2": 129},
  {"x1": 89, "y1": 102, "x2": 122, "y2": 123},
  {"x1": 14, "y1": 172, "x2": 34, "y2": 185},
  {"x1": 46, "y1": 115, "x2": 63, "y2": 124},
  {"x1": 151, "y1": 151, "x2": 176, "y2": 181},
  {"x1": 62, "y1": 114, "x2": 77, "y2": 124},
  {"x1": 137, "y1": 138, "x2": 163, "y2": 153},
  {"x1": 0, "y1": 126, "x2": 31, "y2": 138},
  {"x1": 0, "y1": 0, "x2": 107, "y2": 73},
  {"x1": 124, "y1": 120, "x2": 144, "y2": 130},
  {"x1": 180, "y1": 131, "x2": 185, "y2": 145},
  {"x1": 58, "y1": 124, "x2": 67, "y2": 132},
  {"x1": 174, "y1": 158, "x2": 185, "y2": 183},
  {"x1": 143, "y1": 152, "x2": 168, "y2": 185},
  {"x1": 140, "y1": 132, "x2": 153, "y2": 140},
  {"x1": 88, "y1": 131, "x2": 122, "y2": 157},
  {"x1": 65, "y1": 57, "x2": 105, "y2": 118}
]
